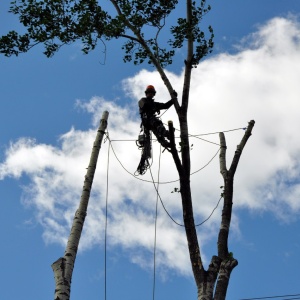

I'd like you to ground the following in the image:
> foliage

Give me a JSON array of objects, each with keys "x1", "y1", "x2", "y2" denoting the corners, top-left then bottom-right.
[{"x1": 0, "y1": 0, "x2": 214, "y2": 67}]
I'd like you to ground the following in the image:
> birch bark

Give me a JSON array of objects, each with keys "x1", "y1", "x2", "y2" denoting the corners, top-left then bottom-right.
[{"x1": 51, "y1": 111, "x2": 109, "y2": 300}]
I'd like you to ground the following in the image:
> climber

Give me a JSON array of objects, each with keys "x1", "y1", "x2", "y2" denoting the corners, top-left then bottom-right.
[{"x1": 138, "y1": 85, "x2": 176, "y2": 148}]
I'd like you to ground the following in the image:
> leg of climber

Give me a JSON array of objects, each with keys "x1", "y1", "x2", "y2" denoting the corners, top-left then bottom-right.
[
  {"x1": 157, "y1": 123, "x2": 170, "y2": 139},
  {"x1": 150, "y1": 117, "x2": 170, "y2": 148}
]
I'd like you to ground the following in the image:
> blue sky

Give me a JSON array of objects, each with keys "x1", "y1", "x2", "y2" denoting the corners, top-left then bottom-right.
[{"x1": 1, "y1": 1, "x2": 300, "y2": 300}]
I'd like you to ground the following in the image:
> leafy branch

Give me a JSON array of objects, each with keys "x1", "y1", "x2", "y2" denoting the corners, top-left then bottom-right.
[{"x1": 1, "y1": 0, "x2": 213, "y2": 69}]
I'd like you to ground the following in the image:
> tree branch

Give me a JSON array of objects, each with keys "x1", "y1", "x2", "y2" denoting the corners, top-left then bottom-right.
[
  {"x1": 109, "y1": 0, "x2": 179, "y2": 110},
  {"x1": 181, "y1": 0, "x2": 194, "y2": 113},
  {"x1": 109, "y1": 0, "x2": 122, "y2": 16},
  {"x1": 168, "y1": 121, "x2": 183, "y2": 175},
  {"x1": 215, "y1": 120, "x2": 255, "y2": 299},
  {"x1": 229, "y1": 120, "x2": 255, "y2": 176},
  {"x1": 219, "y1": 132, "x2": 227, "y2": 179},
  {"x1": 119, "y1": 34, "x2": 140, "y2": 43}
]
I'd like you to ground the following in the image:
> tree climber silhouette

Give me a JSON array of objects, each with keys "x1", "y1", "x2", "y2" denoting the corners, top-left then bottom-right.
[{"x1": 138, "y1": 85, "x2": 176, "y2": 148}]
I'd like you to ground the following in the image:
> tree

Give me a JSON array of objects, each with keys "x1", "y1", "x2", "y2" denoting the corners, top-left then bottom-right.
[
  {"x1": 0, "y1": 1, "x2": 255, "y2": 299},
  {"x1": 52, "y1": 111, "x2": 109, "y2": 300}
]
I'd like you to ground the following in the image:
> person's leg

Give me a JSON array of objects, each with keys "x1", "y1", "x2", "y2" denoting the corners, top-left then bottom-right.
[{"x1": 150, "y1": 118, "x2": 170, "y2": 147}]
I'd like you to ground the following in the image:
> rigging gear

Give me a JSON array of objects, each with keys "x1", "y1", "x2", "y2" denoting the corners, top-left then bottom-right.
[{"x1": 136, "y1": 126, "x2": 152, "y2": 175}]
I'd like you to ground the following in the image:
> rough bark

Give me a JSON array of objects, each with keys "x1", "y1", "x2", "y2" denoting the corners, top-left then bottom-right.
[
  {"x1": 187, "y1": 121, "x2": 255, "y2": 300},
  {"x1": 214, "y1": 259, "x2": 238, "y2": 300},
  {"x1": 169, "y1": 117, "x2": 205, "y2": 289},
  {"x1": 51, "y1": 111, "x2": 109, "y2": 300},
  {"x1": 197, "y1": 256, "x2": 222, "y2": 300}
]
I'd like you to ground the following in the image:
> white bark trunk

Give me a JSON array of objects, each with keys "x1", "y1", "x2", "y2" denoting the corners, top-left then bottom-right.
[{"x1": 52, "y1": 111, "x2": 109, "y2": 300}]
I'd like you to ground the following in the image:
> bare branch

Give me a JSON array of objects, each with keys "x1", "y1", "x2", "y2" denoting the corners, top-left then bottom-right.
[
  {"x1": 229, "y1": 120, "x2": 255, "y2": 176},
  {"x1": 181, "y1": 0, "x2": 194, "y2": 113},
  {"x1": 219, "y1": 132, "x2": 228, "y2": 178}
]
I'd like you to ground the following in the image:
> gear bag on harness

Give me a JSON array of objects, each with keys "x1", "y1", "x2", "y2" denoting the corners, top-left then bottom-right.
[{"x1": 136, "y1": 125, "x2": 151, "y2": 175}]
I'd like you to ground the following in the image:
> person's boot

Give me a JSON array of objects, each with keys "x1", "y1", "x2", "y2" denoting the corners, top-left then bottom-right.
[
  {"x1": 157, "y1": 125, "x2": 170, "y2": 141},
  {"x1": 163, "y1": 129, "x2": 170, "y2": 140},
  {"x1": 158, "y1": 135, "x2": 171, "y2": 148}
]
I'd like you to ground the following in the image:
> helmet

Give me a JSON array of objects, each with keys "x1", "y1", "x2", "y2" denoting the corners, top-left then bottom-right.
[{"x1": 145, "y1": 85, "x2": 156, "y2": 94}]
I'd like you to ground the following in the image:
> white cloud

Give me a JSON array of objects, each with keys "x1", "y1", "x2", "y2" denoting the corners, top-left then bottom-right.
[{"x1": 1, "y1": 16, "x2": 300, "y2": 275}]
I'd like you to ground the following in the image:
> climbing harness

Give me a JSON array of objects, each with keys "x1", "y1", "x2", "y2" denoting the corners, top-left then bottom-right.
[{"x1": 136, "y1": 125, "x2": 152, "y2": 175}]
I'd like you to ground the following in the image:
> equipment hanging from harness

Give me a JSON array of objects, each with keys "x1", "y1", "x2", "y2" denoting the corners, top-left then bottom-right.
[
  {"x1": 136, "y1": 125, "x2": 152, "y2": 175},
  {"x1": 136, "y1": 85, "x2": 177, "y2": 175},
  {"x1": 138, "y1": 85, "x2": 175, "y2": 147}
]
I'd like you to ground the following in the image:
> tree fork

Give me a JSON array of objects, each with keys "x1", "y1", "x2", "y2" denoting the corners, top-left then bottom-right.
[
  {"x1": 214, "y1": 120, "x2": 255, "y2": 300},
  {"x1": 51, "y1": 111, "x2": 109, "y2": 300}
]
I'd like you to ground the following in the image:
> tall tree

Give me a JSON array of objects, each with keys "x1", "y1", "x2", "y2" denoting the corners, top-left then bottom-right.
[{"x1": 1, "y1": 1, "x2": 255, "y2": 299}]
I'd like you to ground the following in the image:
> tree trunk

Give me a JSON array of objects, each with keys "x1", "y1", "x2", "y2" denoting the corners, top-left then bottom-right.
[
  {"x1": 213, "y1": 120, "x2": 255, "y2": 300},
  {"x1": 51, "y1": 111, "x2": 109, "y2": 300},
  {"x1": 197, "y1": 256, "x2": 222, "y2": 300}
]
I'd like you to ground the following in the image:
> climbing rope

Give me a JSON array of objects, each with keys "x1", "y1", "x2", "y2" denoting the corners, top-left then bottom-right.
[
  {"x1": 108, "y1": 135, "x2": 221, "y2": 184},
  {"x1": 149, "y1": 163, "x2": 223, "y2": 228},
  {"x1": 109, "y1": 125, "x2": 246, "y2": 182},
  {"x1": 152, "y1": 145, "x2": 161, "y2": 300},
  {"x1": 101, "y1": 125, "x2": 245, "y2": 299},
  {"x1": 136, "y1": 127, "x2": 152, "y2": 175},
  {"x1": 104, "y1": 138, "x2": 111, "y2": 300}
]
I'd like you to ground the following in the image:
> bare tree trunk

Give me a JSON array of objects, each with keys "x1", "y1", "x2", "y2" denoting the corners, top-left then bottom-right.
[
  {"x1": 51, "y1": 111, "x2": 109, "y2": 300},
  {"x1": 213, "y1": 120, "x2": 255, "y2": 300},
  {"x1": 192, "y1": 121, "x2": 255, "y2": 300}
]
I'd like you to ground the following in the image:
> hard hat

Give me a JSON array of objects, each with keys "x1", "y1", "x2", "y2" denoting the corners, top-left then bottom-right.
[{"x1": 145, "y1": 85, "x2": 156, "y2": 93}]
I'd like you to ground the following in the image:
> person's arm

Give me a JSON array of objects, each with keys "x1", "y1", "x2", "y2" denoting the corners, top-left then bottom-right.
[
  {"x1": 138, "y1": 98, "x2": 143, "y2": 106},
  {"x1": 155, "y1": 98, "x2": 174, "y2": 111},
  {"x1": 139, "y1": 98, "x2": 148, "y2": 114}
]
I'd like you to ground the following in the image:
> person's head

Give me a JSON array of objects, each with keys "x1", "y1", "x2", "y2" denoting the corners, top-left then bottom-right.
[{"x1": 145, "y1": 85, "x2": 156, "y2": 98}]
